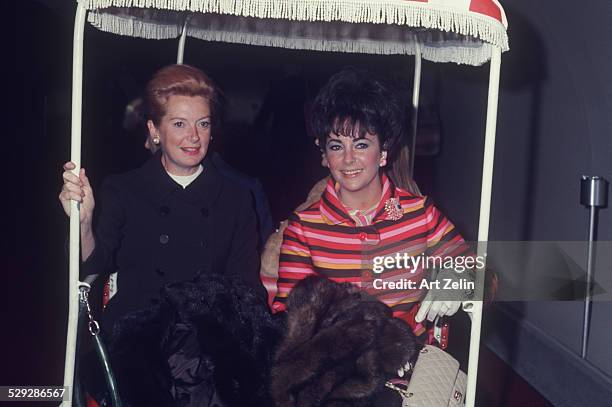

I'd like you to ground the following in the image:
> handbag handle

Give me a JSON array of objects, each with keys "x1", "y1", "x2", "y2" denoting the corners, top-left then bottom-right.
[{"x1": 77, "y1": 283, "x2": 123, "y2": 407}]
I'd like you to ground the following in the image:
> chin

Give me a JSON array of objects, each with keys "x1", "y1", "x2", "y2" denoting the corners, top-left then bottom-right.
[
  {"x1": 182, "y1": 154, "x2": 206, "y2": 165},
  {"x1": 339, "y1": 183, "x2": 367, "y2": 193},
  {"x1": 337, "y1": 175, "x2": 377, "y2": 192}
]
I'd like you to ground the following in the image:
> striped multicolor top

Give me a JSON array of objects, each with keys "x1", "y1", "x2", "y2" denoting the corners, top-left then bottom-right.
[{"x1": 269, "y1": 174, "x2": 470, "y2": 335}]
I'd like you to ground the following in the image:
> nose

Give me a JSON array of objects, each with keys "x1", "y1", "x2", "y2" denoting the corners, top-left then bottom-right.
[
  {"x1": 343, "y1": 147, "x2": 355, "y2": 164},
  {"x1": 189, "y1": 125, "x2": 200, "y2": 142}
]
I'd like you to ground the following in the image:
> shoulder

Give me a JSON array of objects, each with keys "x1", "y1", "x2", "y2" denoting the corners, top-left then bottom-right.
[
  {"x1": 392, "y1": 189, "x2": 449, "y2": 228},
  {"x1": 98, "y1": 166, "x2": 157, "y2": 205},
  {"x1": 107, "y1": 166, "x2": 140, "y2": 185},
  {"x1": 393, "y1": 187, "x2": 432, "y2": 211},
  {"x1": 291, "y1": 199, "x2": 323, "y2": 223},
  {"x1": 98, "y1": 168, "x2": 137, "y2": 196},
  {"x1": 211, "y1": 152, "x2": 261, "y2": 192},
  {"x1": 203, "y1": 168, "x2": 254, "y2": 218},
  {"x1": 100, "y1": 154, "x2": 159, "y2": 189},
  {"x1": 217, "y1": 171, "x2": 252, "y2": 201}
]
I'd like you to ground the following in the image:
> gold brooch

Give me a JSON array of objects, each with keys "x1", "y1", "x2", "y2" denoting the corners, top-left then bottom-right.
[{"x1": 384, "y1": 197, "x2": 403, "y2": 221}]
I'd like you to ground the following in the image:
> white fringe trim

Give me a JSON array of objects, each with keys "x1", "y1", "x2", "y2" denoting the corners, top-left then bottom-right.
[
  {"x1": 186, "y1": 25, "x2": 494, "y2": 65},
  {"x1": 82, "y1": 0, "x2": 509, "y2": 65},
  {"x1": 87, "y1": 10, "x2": 182, "y2": 39}
]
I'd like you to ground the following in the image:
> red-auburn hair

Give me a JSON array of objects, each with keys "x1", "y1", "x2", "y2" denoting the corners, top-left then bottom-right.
[{"x1": 144, "y1": 64, "x2": 221, "y2": 126}]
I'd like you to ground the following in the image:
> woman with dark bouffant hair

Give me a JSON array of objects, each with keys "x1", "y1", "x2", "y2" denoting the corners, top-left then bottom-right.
[
  {"x1": 59, "y1": 64, "x2": 267, "y2": 406},
  {"x1": 268, "y1": 67, "x2": 472, "y2": 342}
]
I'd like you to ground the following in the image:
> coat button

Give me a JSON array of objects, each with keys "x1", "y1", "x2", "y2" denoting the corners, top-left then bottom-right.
[
  {"x1": 358, "y1": 232, "x2": 367, "y2": 241},
  {"x1": 199, "y1": 240, "x2": 207, "y2": 248},
  {"x1": 200, "y1": 208, "x2": 209, "y2": 218},
  {"x1": 159, "y1": 206, "x2": 170, "y2": 216},
  {"x1": 159, "y1": 234, "x2": 170, "y2": 244},
  {"x1": 155, "y1": 268, "x2": 165, "y2": 276}
]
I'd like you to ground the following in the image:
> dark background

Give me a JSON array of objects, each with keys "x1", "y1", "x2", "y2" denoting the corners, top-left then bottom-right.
[{"x1": 7, "y1": 1, "x2": 612, "y2": 406}]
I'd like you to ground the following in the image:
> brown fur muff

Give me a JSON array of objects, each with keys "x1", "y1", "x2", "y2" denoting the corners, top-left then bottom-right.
[{"x1": 270, "y1": 276, "x2": 419, "y2": 407}]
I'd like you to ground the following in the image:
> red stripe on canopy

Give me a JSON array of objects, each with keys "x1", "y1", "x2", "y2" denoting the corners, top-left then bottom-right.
[{"x1": 470, "y1": 0, "x2": 503, "y2": 23}]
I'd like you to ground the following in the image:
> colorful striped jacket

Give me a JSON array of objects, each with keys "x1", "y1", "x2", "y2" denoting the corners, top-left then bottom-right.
[{"x1": 269, "y1": 174, "x2": 470, "y2": 335}]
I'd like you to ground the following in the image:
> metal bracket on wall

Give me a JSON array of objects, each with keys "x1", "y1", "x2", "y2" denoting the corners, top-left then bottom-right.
[{"x1": 579, "y1": 175, "x2": 608, "y2": 359}]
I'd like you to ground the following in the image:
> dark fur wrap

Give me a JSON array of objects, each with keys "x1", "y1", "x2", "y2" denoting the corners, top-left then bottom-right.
[
  {"x1": 107, "y1": 274, "x2": 284, "y2": 407},
  {"x1": 270, "y1": 276, "x2": 419, "y2": 407}
]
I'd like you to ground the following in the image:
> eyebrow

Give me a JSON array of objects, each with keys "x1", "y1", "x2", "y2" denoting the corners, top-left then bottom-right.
[
  {"x1": 326, "y1": 136, "x2": 369, "y2": 144},
  {"x1": 168, "y1": 116, "x2": 211, "y2": 121}
]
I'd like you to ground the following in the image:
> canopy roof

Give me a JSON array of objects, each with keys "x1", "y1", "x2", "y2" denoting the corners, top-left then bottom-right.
[
  {"x1": 82, "y1": 0, "x2": 508, "y2": 65},
  {"x1": 81, "y1": 0, "x2": 508, "y2": 65}
]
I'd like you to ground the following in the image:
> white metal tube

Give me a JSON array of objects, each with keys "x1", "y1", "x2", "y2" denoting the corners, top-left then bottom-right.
[
  {"x1": 176, "y1": 19, "x2": 188, "y2": 64},
  {"x1": 410, "y1": 42, "x2": 422, "y2": 179},
  {"x1": 464, "y1": 46, "x2": 502, "y2": 407},
  {"x1": 63, "y1": 4, "x2": 87, "y2": 406}
]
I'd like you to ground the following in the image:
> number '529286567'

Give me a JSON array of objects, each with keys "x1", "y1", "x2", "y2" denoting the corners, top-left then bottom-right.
[{"x1": 2, "y1": 386, "x2": 67, "y2": 401}]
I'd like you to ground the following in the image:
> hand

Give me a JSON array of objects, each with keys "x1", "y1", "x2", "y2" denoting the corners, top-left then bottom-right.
[
  {"x1": 415, "y1": 295, "x2": 462, "y2": 323},
  {"x1": 59, "y1": 161, "x2": 95, "y2": 226},
  {"x1": 414, "y1": 268, "x2": 474, "y2": 323}
]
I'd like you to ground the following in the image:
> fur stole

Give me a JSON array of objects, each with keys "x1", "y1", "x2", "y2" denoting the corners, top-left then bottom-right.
[
  {"x1": 109, "y1": 274, "x2": 284, "y2": 407},
  {"x1": 270, "y1": 276, "x2": 419, "y2": 407}
]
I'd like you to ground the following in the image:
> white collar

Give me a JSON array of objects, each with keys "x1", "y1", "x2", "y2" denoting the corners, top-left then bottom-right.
[{"x1": 166, "y1": 165, "x2": 204, "y2": 189}]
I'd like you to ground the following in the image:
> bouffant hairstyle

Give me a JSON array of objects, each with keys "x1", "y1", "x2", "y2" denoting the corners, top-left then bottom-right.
[
  {"x1": 144, "y1": 64, "x2": 222, "y2": 127},
  {"x1": 310, "y1": 68, "x2": 407, "y2": 162}
]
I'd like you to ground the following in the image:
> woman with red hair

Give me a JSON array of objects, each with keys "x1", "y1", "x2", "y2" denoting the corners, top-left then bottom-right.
[{"x1": 59, "y1": 64, "x2": 265, "y2": 405}]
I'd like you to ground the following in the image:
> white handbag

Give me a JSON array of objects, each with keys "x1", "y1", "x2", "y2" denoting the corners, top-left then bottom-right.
[{"x1": 386, "y1": 345, "x2": 467, "y2": 407}]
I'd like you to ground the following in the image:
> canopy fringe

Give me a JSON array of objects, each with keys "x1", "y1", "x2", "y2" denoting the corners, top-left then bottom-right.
[
  {"x1": 88, "y1": 11, "x2": 181, "y2": 38},
  {"x1": 187, "y1": 26, "x2": 495, "y2": 65},
  {"x1": 88, "y1": 10, "x2": 495, "y2": 65},
  {"x1": 82, "y1": 0, "x2": 509, "y2": 53}
]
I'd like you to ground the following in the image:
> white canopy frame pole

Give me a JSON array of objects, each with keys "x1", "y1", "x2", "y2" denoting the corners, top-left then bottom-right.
[
  {"x1": 63, "y1": 3, "x2": 87, "y2": 407},
  {"x1": 464, "y1": 45, "x2": 502, "y2": 407},
  {"x1": 409, "y1": 41, "x2": 422, "y2": 179},
  {"x1": 176, "y1": 19, "x2": 188, "y2": 64}
]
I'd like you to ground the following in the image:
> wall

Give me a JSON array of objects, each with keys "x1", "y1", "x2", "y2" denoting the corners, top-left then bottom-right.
[{"x1": 428, "y1": 1, "x2": 612, "y2": 405}]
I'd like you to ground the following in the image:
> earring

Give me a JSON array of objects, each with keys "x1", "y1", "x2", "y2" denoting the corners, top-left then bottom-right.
[
  {"x1": 380, "y1": 153, "x2": 387, "y2": 167},
  {"x1": 153, "y1": 137, "x2": 160, "y2": 145}
]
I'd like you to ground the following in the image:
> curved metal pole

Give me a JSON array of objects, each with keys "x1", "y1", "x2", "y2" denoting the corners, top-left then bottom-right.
[
  {"x1": 63, "y1": 4, "x2": 87, "y2": 406},
  {"x1": 176, "y1": 19, "x2": 188, "y2": 64},
  {"x1": 409, "y1": 42, "x2": 422, "y2": 179},
  {"x1": 464, "y1": 45, "x2": 502, "y2": 407}
]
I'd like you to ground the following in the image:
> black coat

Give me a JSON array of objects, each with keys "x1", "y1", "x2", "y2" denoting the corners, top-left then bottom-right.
[{"x1": 82, "y1": 152, "x2": 263, "y2": 332}]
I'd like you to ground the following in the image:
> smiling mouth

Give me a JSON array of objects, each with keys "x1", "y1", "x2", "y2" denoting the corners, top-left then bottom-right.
[
  {"x1": 341, "y1": 169, "x2": 363, "y2": 177},
  {"x1": 181, "y1": 147, "x2": 201, "y2": 155}
]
